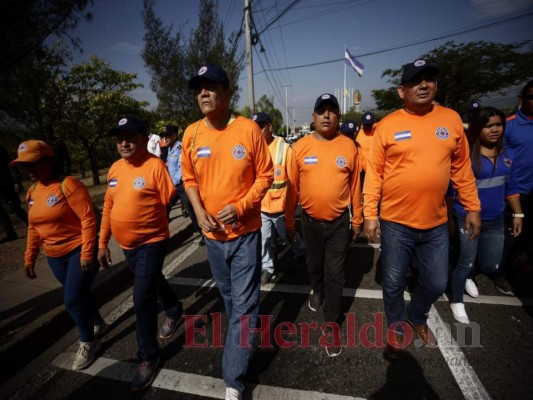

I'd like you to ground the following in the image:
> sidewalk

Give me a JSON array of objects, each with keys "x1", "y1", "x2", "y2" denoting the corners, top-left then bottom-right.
[{"x1": 0, "y1": 207, "x2": 196, "y2": 384}]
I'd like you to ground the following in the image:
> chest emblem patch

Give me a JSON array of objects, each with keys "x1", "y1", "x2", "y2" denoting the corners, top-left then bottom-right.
[
  {"x1": 435, "y1": 127, "x2": 449, "y2": 140},
  {"x1": 47, "y1": 195, "x2": 60, "y2": 207},
  {"x1": 233, "y1": 144, "x2": 246, "y2": 160},
  {"x1": 133, "y1": 177, "x2": 146, "y2": 190},
  {"x1": 336, "y1": 156, "x2": 347, "y2": 168}
]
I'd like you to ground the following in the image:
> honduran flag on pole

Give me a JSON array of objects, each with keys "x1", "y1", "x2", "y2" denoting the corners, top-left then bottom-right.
[{"x1": 344, "y1": 47, "x2": 364, "y2": 77}]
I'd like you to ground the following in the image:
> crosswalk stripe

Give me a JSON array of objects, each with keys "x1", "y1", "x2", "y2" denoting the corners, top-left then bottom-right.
[
  {"x1": 167, "y1": 276, "x2": 533, "y2": 307},
  {"x1": 51, "y1": 353, "x2": 367, "y2": 400}
]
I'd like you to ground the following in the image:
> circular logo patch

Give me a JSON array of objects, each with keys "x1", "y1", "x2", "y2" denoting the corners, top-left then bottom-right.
[
  {"x1": 321, "y1": 94, "x2": 331, "y2": 100},
  {"x1": 336, "y1": 156, "x2": 347, "y2": 168},
  {"x1": 252, "y1": 115, "x2": 258, "y2": 121},
  {"x1": 233, "y1": 144, "x2": 246, "y2": 160},
  {"x1": 47, "y1": 195, "x2": 59, "y2": 207},
  {"x1": 118, "y1": 118, "x2": 128, "y2": 126},
  {"x1": 133, "y1": 177, "x2": 146, "y2": 190},
  {"x1": 18, "y1": 143, "x2": 28, "y2": 152},
  {"x1": 414, "y1": 59, "x2": 426, "y2": 67},
  {"x1": 435, "y1": 127, "x2": 449, "y2": 140},
  {"x1": 199, "y1": 66, "x2": 207, "y2": 75},
  {"x1": 275, "y1": 168, "x2": 281, "y2": 176},
  {"x1": 504, "y1": 157, "x2": 512, "y2": 167},
  {"x1": 348, "y1": 122, "x2": 354, "y2": 129}
]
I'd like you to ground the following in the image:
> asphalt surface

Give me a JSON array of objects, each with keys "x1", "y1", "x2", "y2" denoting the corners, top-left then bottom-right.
[{"x1": 3, "y1": 231, "x2": 533, "y2": 400}]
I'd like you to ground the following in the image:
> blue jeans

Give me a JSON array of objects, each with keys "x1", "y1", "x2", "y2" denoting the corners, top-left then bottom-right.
[
  {"x1": 380, "y1": 220, "x2": 449, "y2": 328},
  {"x1": 451, "y1": 213, "x2": 504, "y2": 303},
  {"x1": 260, "y1": 211, "x2": 304, "y2": 273},
  {"x1": 47, "y1": 246, "x2": 103, "y2": 342},
  {"x1": 204, "y1": 231, "x2": 261, "y2": 392},
  {"x1": 123, "y1": 239, "x2": 182, "y2": 361}
]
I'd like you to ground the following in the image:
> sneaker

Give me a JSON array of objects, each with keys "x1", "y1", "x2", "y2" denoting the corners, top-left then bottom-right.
[
  {"x1": 72, "y1": 340, "x2": 101, "y2": 370},
  {"x1": 94, "y1": 321, "x2": 110, "y2": 338},
  {"x1": 494, "y1": 277, "x2": 515, "y2": 296},
  {"x1": 464, "y1": 279, "x2": 479, "y2": 298},
  {"x1": 450, "y1": 302, "x2": 470, "y2": 324},
  {"x1": 159, "y1": 316, "x2": 182, "y2": 339},
  {"x1": 131, "y1": 358, "x2": 160, "y2": 391},
  {"x1": 225, "y1": 387, "x2": 242, "y2": 400},
  {"x1": 261, "y1": 270, "x2": 274, "y2": 285},
  {"x1": 308, "y1": 291, "x2": 323, "y2": 312}
]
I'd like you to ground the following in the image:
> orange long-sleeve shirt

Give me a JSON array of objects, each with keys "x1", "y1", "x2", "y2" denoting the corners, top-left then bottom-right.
[
  {"x1": 261, "y1": 137, "x2": 293, "y2": 214},
  {"x1": 98, "y1": 153, "x2": 175, "y2": 250},
  {"x1": 181, "y1": 116, "x2": 273, "y2": 241},
  {"x1": 286, "y1": 133, "x2": 362, "y2": 230},
  {"x1": 363, "y1": 105, "x2": 480, "y2": 229},
  {"x1": 25, "y1": 176, "x2": 96, "y2": 265}
]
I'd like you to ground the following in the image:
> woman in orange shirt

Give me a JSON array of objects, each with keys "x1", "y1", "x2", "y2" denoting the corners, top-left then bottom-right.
[{"x1": 10, "y1": 140, "x2": 106, "y2": 371}]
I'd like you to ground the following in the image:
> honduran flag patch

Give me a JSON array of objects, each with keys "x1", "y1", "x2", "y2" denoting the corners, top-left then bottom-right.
[
  {"x1": 304, "y1": 156, "x2": 318, "y2": 165},
  {"x1": 109, "y1": 178, "x2": 118, "y2": 188},
  {"x1": 394, "y1": 131, "x2": 412, "y2": 141},
  {"x1": 197, "y1": 147, "x2": 211, "y2": 158}
]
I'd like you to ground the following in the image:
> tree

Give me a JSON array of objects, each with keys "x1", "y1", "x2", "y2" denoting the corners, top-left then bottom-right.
[
  {"x1": 142, "y1": 0, "x2": 244, "y2": 127},
  {"x1": 45, "y1": 56, "x2": 148, "y2": 185},
  {"x1": 372, "y1": 41, "x2": 533, "y2": 112},
  {"x1": 254, "y1": 95, "x2": 283, "y2": 134}
]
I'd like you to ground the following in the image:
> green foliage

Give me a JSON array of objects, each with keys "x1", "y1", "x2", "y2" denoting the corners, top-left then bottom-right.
[
  {"x1": 372, "y1": 41, "x2": 533, "y2": 112},
  {"x1": 254, "y1": 95, "x2": 283, "y2": 134},
  {"x1": 142, "y1": 0, "x2": 244, "y2": 126}
]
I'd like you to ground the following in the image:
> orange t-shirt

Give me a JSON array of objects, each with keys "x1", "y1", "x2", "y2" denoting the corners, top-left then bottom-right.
[
  {"x1": 286, "y1": 133, "x2": 362, "y2": 230},
  {"x1": 98, "y1": 153, "x2": 176, "y2": 250},
  {"x1": 363, "y1": 105, "x2": 480, "y2": 229},
  {"x1": 356, "y1": 124, "x2": 376, "y2": 171},
  {"x1": 181, "y1": 116, "x2": 273, "y2": 241},
  {"x1": 25, "y1": 176, "x2": 96, "y2": 265},
  {"x1": 261, "y1": 137, "x2": 293, "y2": 214}
]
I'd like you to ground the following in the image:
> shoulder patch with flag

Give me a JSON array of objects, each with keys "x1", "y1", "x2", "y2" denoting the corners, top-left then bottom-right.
[{"x1": 345, "y1": 48, "x2": 364, "y2": 77}]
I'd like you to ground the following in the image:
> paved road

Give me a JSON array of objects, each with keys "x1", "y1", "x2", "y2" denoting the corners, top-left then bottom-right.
[{"x1": 4, "y1": 236, "x2": 533, "y2": 400}]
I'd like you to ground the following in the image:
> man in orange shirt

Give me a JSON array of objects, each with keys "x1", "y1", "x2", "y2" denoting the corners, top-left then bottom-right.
[
  {"x1": 181, "y1": 63, "x2": 273, "y2": 400},
  {"x1": 286, "y1": 93, "x2": 362, "y2": 357},
  {"x1": 356, "y1": 111, "x2": 376, "y2": 172},
  {"x1": 97, "y1": 116, "x2": 182, "y2": 391},
  {"x1": 253, "y1": 111, "x2": 304, "y2": 285},
  {"x1": 363, "y1": 60, "x2": 481, "y2": 358}
]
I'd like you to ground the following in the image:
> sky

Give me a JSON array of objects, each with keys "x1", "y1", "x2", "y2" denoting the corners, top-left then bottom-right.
[{"x1": 71, "y1": 0, "x2": 533, "y2": 126}]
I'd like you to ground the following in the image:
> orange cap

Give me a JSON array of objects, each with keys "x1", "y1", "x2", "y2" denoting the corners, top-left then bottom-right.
[{"x1": 9, "y1": 140, "x2": 54, "y2": 166}]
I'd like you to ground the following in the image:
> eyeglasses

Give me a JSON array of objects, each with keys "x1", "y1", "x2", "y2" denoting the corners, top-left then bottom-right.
[{"x1": 522, "y1": 94, "x2": 533, "y2": 101}]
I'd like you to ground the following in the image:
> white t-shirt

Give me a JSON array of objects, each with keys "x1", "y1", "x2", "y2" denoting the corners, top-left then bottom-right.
[{"x1": 147, "y1": 133, "x2": 161, "y2": 157}]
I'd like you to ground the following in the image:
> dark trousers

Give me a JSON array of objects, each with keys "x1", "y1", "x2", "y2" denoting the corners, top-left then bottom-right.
[
  {"x1": 301, "y1": 210, "x2": 350, "y2": 323},
  {"x1": 168, "y1": 183, "x2": 200, "y2": 233},
  {"x1": 123, "y1": 240, "x2": 182, "y2": 361}
]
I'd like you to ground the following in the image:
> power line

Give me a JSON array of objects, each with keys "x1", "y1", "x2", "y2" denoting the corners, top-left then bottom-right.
[
  {"x1": 257, "y1": 0, "x2": 302, "y2": 36},
  {"x1": 254, "y1": 10, "x2": 533, "y2": 75}
]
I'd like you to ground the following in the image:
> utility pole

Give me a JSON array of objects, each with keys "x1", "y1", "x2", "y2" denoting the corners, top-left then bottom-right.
[
  {"x1": 282, "y1": 85, "x2": 291, "y2": 134},
  {"x1": 244, "y1": 0, "x2": 255, "y2": 112}
]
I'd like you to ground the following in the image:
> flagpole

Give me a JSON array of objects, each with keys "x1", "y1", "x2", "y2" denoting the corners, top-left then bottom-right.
[{"x1": 343, "y1": 45, "x2": 347, "y2": 117}]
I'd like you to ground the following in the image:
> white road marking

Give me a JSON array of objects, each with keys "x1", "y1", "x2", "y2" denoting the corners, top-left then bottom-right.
[{"x1": 52, "y1": 354, "x2": 367, "y2": 400}]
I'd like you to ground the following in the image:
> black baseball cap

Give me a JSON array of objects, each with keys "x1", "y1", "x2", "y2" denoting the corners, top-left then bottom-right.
[
  {"x1": 340, "y1": 120, "x2": 357, "y2": 135},
  {"x1": 160, "y1": 125, "x2": 178, "y2": 137},
  {"x1": 252, "y1": 112, "x2": 272, "y2": 126},
  {"x1": 401, "y1": 59, "x2": 439, "y2": 84},
  {"x1": 361, "y1": 111, "x2": 375, "y2": 125},
  {"x1": 108, "y1": 116, "x2": 148, "y2": 136},
  {"x1": 314, "y1": 93, "x2": 339, "y2": 112},
  {"x1": 188, "y1": 63, "x2": 230, "y2": 90}
]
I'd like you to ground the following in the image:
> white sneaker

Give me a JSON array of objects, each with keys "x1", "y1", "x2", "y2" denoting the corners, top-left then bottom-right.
[
  {"x1": 94, "y1": 321, "x2": 110, "y2": 338},
  {"x1": 450, "y1": 303, "x2": 470, "y2": 324},
  {"x1": 72, "y1": 340, "x2": 101, "y2": 370},
  {"x1": 225, "y1": 387, "x2": 242, "y2": 400},
  {"x1": 464, "y1": 279, "x2": 479, "y2": 298}
]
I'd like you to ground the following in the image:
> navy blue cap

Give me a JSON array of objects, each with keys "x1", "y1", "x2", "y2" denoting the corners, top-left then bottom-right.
[
  {"x1": 401, "y1": 59, "x2": 439, "y2": 84},
  {"x1": 160, "y1": 125, "x2": 178, "y2": 137},
  {"x1": 340, "y1": 120, "x2": 357, "y2": 135},
  {"x1": 188, "y1": 63, "x2": 230, "y2": 90},
  {"x1": 252, "y1": 112, "x2": 271, "y2": 126},
  {"x1": 361, "y1": 111, "x2": 375, "y2": 125},
  {"x1": 108, "y1": 116, "x2": 148, "y2": 137},
  {"x1": 314, "y1": 93, "x2": 339, "y2": 112},
  {"x1": 465, "y1": 101, "x2": 481, "y2": 112}
]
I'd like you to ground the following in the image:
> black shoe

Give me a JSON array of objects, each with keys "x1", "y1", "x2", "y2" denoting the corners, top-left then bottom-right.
[
  {"x1": 494, "y1": 277, "x2": 515, "y2": 296},
  {"x1": 261, "y1": 270, "x2": 274, "y2": 285},
  {"x1": 308, "y1": 291, "x2": 323, "y2": 312},
  {"x1": 131, "y1": 358, "x2": 160, "y2": 391},
  {"x1": 159, "y1": 316, "x2": 182, "y2": 339}
]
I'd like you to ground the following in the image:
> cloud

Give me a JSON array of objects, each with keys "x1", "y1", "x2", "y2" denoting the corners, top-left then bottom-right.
[
  {"x1": 470, "y1": 0, "x2": 533, "y2": 19},
  {"x1": 107, "y1": 42, "x2": 142, "y2": 54}
]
